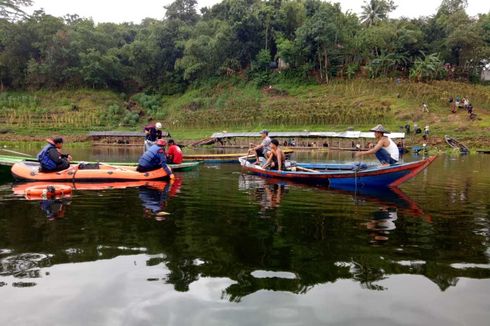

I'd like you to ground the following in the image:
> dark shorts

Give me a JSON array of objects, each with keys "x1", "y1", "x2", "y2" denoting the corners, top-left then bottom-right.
[
  {"x1": 136, "y1": 165, "x2": 159, "y2": 173},
  {"x1": 255, "y1": 149, "x2": 268, "y2": 158}
]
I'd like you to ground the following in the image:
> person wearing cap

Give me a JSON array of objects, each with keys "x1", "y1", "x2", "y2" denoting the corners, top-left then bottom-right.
[
  {"x1": 249, "y1": 129, "x2": 272, "y2": 164},
  {"x1": 144, "y1": 121, "x2": 164, "y2": 151},
  {"x1": 166, "y1": 139, "x2": 183, "y2": 164},
  {"x1": 137, "y1": 139, "x2": 172, "y2": 176},
  {"x1": 355, "y1": 125, "x2": 399, "y2": 165},
  {"x1": 37, "y1": 137, "x2": 72, "y2": 172}
]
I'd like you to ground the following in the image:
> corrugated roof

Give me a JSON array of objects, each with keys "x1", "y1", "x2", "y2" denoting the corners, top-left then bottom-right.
[
  {"x1": 88, "y1": 131, "x2": 170, "y2": 137},
  {"x1": 211, "y1": 131, "x2": 405, "y2": 139}
]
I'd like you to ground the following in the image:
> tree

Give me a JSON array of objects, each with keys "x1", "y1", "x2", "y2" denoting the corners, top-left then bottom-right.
[
  {"x1": 0, "y1": 0, "x2": 32, "y2": 20},
  {"x1": 360, "y1": 0, "x2": 396, "y2": 27},
  {"x1": 409, "y1": 53, "x2": 446, "y2": 81},
  {"x1": 165, "y1": 0, "x2": 199, "y2": 24}
]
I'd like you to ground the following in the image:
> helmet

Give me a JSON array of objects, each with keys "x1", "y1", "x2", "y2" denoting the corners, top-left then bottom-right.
[
  {"x1": 156, "y1": 139, "x2": 166, "y2": 146},
  {"x1": 155, "y1": 122, "x2": 162, "y2": 129}
]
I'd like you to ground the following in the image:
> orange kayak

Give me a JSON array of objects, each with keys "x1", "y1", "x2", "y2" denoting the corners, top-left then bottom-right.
[{"x1": 11, "y1": 161, "x2": 171, "y2": 181}]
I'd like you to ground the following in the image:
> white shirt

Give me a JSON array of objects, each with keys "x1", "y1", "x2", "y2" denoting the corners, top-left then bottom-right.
[{"x1": 385, "y1": 137, "x2": 399, "y2": 162}]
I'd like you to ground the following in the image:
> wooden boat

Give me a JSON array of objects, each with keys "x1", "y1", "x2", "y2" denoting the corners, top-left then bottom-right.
[
  {"x1": 476, "y1": 149, "x2": 490, "y2": 154},
  {"x1": 183, "y1": 149, "x2": 293, "y2": 163},
  {"x1": 239, "y1": 156, "x2": 437, "y2": 187},
  {"x1": 11, "y1": 161, "x2": 172, "y2": 181},
  {"x1": 0, "y1": 154, "x2": 200, "y2": 172},
  {"x1": 444, "y1": 135, "x2": 469, "y2": 153}
]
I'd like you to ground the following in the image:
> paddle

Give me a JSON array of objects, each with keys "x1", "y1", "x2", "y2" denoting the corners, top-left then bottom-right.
[
  {"x1": 0, "y1": 148, "x2": 32, "y2": 157},
  {"x1": 293, "y1": 166, "x2": 320, "y2": 173}
]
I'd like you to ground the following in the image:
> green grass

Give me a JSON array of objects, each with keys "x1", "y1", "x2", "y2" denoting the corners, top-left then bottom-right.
[{"x1": 0, "y1": 79, "x2": 489, "y2": 146}]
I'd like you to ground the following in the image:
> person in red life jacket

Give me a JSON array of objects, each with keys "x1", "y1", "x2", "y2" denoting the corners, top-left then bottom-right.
[
  {"x1": 37, "y1": 137, "x2": 72, "y2": 172},
  {"x1": 166, "y1": 139, "x2": 183, "y2": 164},
  {"x1": 137, "y1": 139, "x2": 173, "y2": 177}
]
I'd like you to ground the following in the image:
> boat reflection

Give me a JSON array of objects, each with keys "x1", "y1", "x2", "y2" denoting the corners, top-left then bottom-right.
[
  {"x1": 139, "y1": 177, "x2": 182, "y2": 220},
  {"x1": 239, "y1": 174, "x2": 428, "y2": 220},
  {"x1": 12, "y1": 178, "x2": 183, "y2": 220}
]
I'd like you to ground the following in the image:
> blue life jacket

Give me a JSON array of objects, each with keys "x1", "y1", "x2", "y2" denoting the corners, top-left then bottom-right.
[
  {"x1": 138, "y1": 145, "x2": 166, "y2": 169},
  {"x1": 37, "y1": 143, "x2": 57, "y2": 171}
]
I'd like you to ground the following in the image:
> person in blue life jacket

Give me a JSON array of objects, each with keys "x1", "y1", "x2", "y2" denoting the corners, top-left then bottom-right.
[
  {"x1": 37, "y1": 137, "x2": 72, "y2": 172},
  {"x1": 136, "y1": 139, "x2": 173, "y2": 176}
]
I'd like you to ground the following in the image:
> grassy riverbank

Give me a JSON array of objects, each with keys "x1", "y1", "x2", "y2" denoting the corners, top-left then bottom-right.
[{"x1": 0, "y1": 79, "x2": 489, "y2": 148}]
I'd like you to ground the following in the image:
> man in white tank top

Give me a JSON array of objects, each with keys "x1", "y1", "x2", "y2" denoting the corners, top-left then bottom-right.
[{"x1": 355, "y1": 125, "x2": 399, "y2": 165}]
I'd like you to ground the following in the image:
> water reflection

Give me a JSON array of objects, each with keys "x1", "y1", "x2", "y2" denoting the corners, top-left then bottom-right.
[
  {"x1": 40, "y1": 198, "x2": 70, "y2": 220},
  {"x1": 367, "y1": 207, "x2": 398, "y2": 243},
  {"x1": 0, "y1": 153, "x2": 490, "y2": 323},
  {"x1": 12, "y1": 178, "x2": 182, "y2": 220},
  {"x1": 140, "y1": 181, "x2": 177, "y2": 220},
  {"x1": 239, "y1": 175, "x2": 286, "y2": 216}
]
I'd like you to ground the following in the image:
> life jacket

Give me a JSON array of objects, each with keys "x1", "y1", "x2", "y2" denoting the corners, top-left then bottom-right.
[
  {"x1": 138, "y1": 145, "x2": 165, "y2": 169},
  {"x1": 37, "y1": 141, "x2": 58, "y2": 171}
]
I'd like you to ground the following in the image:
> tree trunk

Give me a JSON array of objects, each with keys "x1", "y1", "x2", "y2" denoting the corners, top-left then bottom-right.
[
  {"x1": 318, "y1": 45, "x2": 323, "y2": 81},
  {"x1": 324, "y1": 48, "x2": 329, "y2": 83}
]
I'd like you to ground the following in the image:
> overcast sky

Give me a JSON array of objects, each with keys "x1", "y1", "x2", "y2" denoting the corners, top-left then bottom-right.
[{"x1": 25, "y1": 0, "x2": 490, "y2": 24}]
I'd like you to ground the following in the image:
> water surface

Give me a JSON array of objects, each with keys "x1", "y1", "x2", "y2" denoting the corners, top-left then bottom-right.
[{"x1": 1, "y1": 148, "x2": 489, "y2": 325}]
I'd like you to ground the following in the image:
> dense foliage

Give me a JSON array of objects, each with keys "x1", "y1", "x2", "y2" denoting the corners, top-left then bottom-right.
[{"x1": 0, "y1": 0, "x2": 489, "y2": 93}]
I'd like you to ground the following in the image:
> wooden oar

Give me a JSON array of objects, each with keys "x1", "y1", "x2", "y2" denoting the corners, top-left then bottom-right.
[
  {"x1": 0, "y1": 148, "x2": 32, "y2": 157},
  {"x1": 294, "y1": 166, "x2": 321, "y2": 173}
]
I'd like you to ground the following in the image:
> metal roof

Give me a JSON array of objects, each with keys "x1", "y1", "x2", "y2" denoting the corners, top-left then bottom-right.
[
  {"x1": 88, "y1": 131, "x2": 146, "y2": 137},
  {"x1": 211, "y1": 131, "x2": 405, "y2": 139},
  {"x1": 88, "y1": 131, "x2": 170, "y2": 137}
]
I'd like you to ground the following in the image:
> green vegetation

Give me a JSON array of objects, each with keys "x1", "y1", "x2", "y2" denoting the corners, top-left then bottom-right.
[
  {"x1": 0, "y1": 79, "x2": 488, "y2": 148},
  {"x1": 0, "y1": 0, "x2": 489, "y2": 147}
]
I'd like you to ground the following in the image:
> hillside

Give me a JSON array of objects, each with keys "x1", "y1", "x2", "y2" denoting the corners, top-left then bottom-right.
[{"x1": 0, "y1": 79, "x2": 489, "y2": 147}]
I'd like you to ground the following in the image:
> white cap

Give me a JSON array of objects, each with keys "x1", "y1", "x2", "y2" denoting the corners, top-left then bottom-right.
[{"x1": 155, "y1": 122, "x2": 162, "y2": 129}]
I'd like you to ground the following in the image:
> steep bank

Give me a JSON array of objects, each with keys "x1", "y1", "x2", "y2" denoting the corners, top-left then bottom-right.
[{"x1": 0, "y1": 79, "x2": 489, "y2": 148}]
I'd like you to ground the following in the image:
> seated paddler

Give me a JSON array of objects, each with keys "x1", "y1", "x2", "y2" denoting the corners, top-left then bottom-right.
[
  {"x1": 137, "y1": 139, "x2": 173, "y2": 176},
  {"x1": 37, "y1": 137, "x2": 72, "y2": 172},
  {"x1": 355, "y1": 125, "x2": 399, "y2": 165},
  {"x1": 263, "y1": 139, "x2": 285, "y2": 171}
]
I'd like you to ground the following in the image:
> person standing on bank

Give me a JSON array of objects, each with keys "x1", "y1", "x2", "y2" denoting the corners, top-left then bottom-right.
[
  {"x1": 137, "y1": 139, "x2": 173, "y2": 176},
  {"x1": 355, "y1": 125, "x2": 399, "y2": 165},
  {"x1": 144, "y1": 121, "x2": 163, "y2": 151},
  {"x1": 37, "y1": 137, "x2": 72, "y2": 172},
  {"x1": 249, "y1": 129, "x2": 271, "y2": 164}
]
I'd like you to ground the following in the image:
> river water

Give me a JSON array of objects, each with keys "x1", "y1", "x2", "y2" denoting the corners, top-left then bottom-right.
[{"x1": 0, "y1": 146, "x2": 489, "y2": 325}]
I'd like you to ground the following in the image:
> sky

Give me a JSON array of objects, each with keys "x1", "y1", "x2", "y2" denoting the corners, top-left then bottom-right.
[{"x1": 24, "y1": 0, "x2": 490, "y2": 24}]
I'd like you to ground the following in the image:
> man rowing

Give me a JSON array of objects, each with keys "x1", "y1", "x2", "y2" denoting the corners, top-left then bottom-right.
[
  {"x1": 249, "y1": 129, "x2": 271, "y2": 164},
  {"x1": 355, "y1": 124, "x2": 399, "y2": 165}
]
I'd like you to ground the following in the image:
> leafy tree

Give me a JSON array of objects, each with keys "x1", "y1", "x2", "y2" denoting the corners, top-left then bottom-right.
[
  {"x1": 360, "y1": 0, "x2": 396, "y2": 27},
  {"x1": 0, "y1": 0, "x2": 32, "y2": 20},
  {"x1": 409, "y1": 53, "x2": 446, "y2": 81},
  {"x1": 165, "y1": 0, "x2": 199, "y2": 25}
]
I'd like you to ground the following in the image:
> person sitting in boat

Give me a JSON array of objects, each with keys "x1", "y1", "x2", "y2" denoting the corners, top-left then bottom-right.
[
  {"x1": 263, "y1": 139, "x2": 285, "y2": 171},
  {"x1": 37, "y1": 137, "x2": 72, "y2": 172},
  {"x1": 144, "y1": 122, "x2": 163, "y2": 151},
  {"x1": 355, "y1": 125, "x2": 399, "y2": 165},
  {"x1": 137, "y1": 139, "x2": 173, "y2": 176},
  {"x1": 249, "y1": 129, "x2": 271, "y2": 164},
  {"x1": 166, "y1": 139, "x2": 183, "y2": 164}
]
